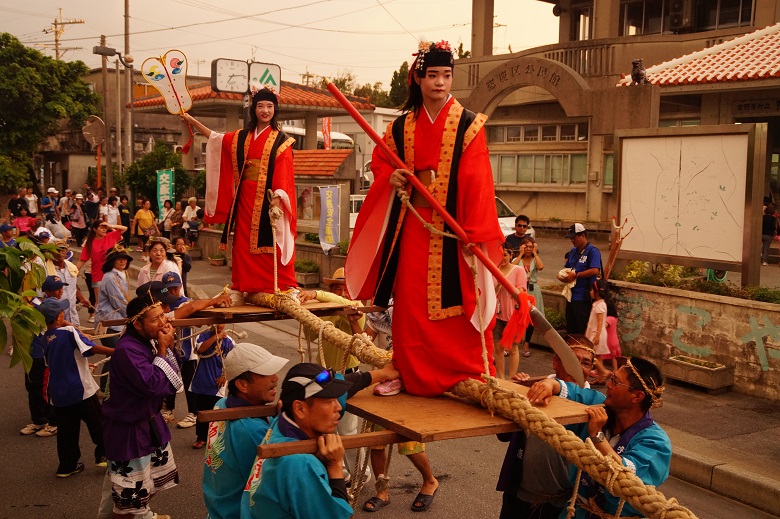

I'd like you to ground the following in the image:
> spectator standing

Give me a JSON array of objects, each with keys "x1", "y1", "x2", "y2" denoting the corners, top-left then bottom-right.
[
  {"x1": 69, "y1": 194, "x2": 88, "y2": 245},
  {"x1": 516, "y1": 237, "x2": 544, "y2": 357},
  {"x1": 493, "y1": 245, "x2": 527, "y2": 380},
  {"x1": 190, "y1": 325, "x2": 235, "y2": 449},
  {"x1": 158, "y1": 199, "x2": 174, "y2": 239},
  {"x1": 137, "y1": 238, "x2": 180, "y2": 286},
  {"x1": 97, "y1": 196, "x2": 109, "y2": 223},
  {"x1": 7, "y1": 188, "x2": 28, "y2": 220},
  {"x1": 761, "y1": 204, "x2": 777, "y2": 265},
  {"x1": 76, "y1": 220, "x2": 127, "y2": 307},
  {"x1": 57, "y1": 189, "x2": 73, "y2": 222},
  {"x1": 558, "y1": 223, "x2": 602, "y2": 335},
  {"x1": 170, "y1": 201, "x2": 184, "y2": 241},
  {"x1": 182, "y1": 197, "x2": 200, "y2": 248},
  {"x1": 118, "y1": 195, "x2": 132, "y2": 244},
  {"x1": 172, "y1": 237, "x2": 192, "y2": 295},
  {"x1": 106, "y1": 196, "x2": 119, "y2": 226},
  {"x1": 40, "y1": 188, "x2": 58, "y2": 218},
  {"x1": 504, "y1": 214, "x2": 532, "y2": 256},
  {"x1": 131, "y1": 198, "x2": 159, "y2": 256},
  {"x1": 13, "y1": 207, "x2": 36, "y2": 235},
  {"x1": 25, "y1": 187, "x2": 38, "y2": 218}
]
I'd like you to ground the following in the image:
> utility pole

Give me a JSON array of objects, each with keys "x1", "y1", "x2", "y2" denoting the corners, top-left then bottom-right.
[
  {"x1": 115, "y1": 59, "x2": 122, "y2": 186},
  {"x1": 124, "y1": 0, "x2": 134, "y2": 165},
  {"x1": 301, "y1": 67, "x2": 315, "y2": 87},
  {"x1": 43, "y1": 8, "x2": 84, "y2": 60},
  {"x1": 100, "y1": 35, "x2": 113, "y2": 188}
]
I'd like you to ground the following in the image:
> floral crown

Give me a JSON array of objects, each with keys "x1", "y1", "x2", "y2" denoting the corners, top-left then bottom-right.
[{"x1": 413, "y1": 40, "x2": 455, "y2": 73}]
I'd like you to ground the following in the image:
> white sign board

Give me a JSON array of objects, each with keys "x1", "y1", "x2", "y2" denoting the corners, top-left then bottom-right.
[
  {"x1": 619, "y1": 133, "x2": 748, "y2": 263},
  {"x1": 250, "y1": 62, "x2": 282, "y2": 94}
]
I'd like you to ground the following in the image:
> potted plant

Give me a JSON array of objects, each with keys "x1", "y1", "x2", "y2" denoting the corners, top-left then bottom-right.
[
  {"x1": 662, "y1": 355, "x2": 734, "y2": 394},
  {"x1": 294, "y1": 258, "x2": 320, "y2": 287},
  {"x1": 208, "y1": 252, "x2": 226, "y2": 266}
]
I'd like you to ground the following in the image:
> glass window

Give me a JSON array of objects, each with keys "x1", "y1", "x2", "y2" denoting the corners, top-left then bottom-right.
[
  {"x1": 680, "y1": 119, "x2": 701, "y2": 127},
  {"x1": 523, "y1": 125, "x2": 539, "y2": 142},
  {"x1": 560, "y1": 124, "x2": 576, "y2": 141},
  {"x1": 542, "y1": 125, "x2": 558, "y2": 142},
  {"x1": 621, "y1": 1, "x2": 644, "y2": 35},
  {"x1": 574, "y1": 5, "x2": 593, "y2": 41},
  {"x1": 603, "y1": 154, "x2": 614, "y2": 186},
  {"x1": 550, "y1": 155, "x2": 564, "y2": 184},
  {"x1": 577, "y1": 122, "x2": 589, "y2": 141},
  {"x1": 507, "y1": 126, "x2": 522, "y2": 142},
  {"x1": 499, "y1": 155, "x2": 516, "y2": 184},
  {"x1": 571, "y1": 154, "x2": 588, "y2": 184},
  {"x1": 645, "y1": 0, "x2": 663, "y2": 33},
  {"x1": 489, "y1": 154, "x2": 499, "y2": 183},
  {"x1": 534, "y1": 155, "x2": 547, "y2": 183},
  {"x1": 487, "y1": 126, "x2": 504, "y2": 143},
  {"x1": 718, "y1": 0, "x2": 743, "y2": 26},
  {"x1": 517, "y1": 156, "x2": 533, "y2": 183}
]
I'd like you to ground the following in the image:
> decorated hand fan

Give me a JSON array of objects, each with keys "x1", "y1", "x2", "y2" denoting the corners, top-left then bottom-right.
[{"x1": 142, "y1": 49, "x2": 194, "y2": 153}]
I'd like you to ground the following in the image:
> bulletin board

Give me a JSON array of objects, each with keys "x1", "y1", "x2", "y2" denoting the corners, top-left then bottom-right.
[{"x1": 616, "y1": 124, "x2": 766, "y2": 286}]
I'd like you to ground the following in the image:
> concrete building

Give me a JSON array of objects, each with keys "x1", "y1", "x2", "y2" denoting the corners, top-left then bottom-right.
[{"x1": 457, "y1": 0, "x2": 780, "y2": 228}]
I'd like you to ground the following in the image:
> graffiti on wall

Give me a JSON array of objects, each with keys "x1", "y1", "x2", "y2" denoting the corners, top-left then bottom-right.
[{"x1": 617, "y1": 297, "x2": 780, "y2": 372}]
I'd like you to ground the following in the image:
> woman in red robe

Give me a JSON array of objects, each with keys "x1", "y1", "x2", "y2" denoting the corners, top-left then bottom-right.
[
  {"x1": 346, "y1": 41, "x2": 504, "y2": 397},
  {"x1": 182, "y1": 89, "x2": 297, "y2": 296}
]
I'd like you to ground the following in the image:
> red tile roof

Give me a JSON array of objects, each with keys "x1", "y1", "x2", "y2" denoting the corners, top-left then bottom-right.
[
  {"x1": 294, "y1": 149, "x2": 353, "y2": 177},
  {"x1": 133, "y1": 80, "x2": 373, "y2": 110},
  {"x1": 617, "y1": 23, "x2": 780, "y2": 87}
]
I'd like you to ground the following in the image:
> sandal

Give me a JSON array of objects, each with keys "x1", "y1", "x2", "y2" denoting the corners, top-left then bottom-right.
[
  {"x1": 363, "y1": 497, "x2": 391, "y2": 512},
  {"x1": 411, "y1": 487, "x2": 438, "y2": 512},
  {"x1": 523, "y1": 351, "x2": 531, "y2": 357}
]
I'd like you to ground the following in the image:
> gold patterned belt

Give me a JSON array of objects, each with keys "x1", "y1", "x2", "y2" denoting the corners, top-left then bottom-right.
[
  {"x1": 410, "y1": 169, "x2": 436, "y2": 207},
  {"x1": 241, "y1": 160, "x2": 264, "y2": 182}
]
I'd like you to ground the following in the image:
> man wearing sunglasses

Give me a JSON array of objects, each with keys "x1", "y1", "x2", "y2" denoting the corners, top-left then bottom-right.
[
  {"x1": 244, "y1": 362, "x2": 399, "y2": 519},
  {"x1": 525, "y1": 357, "x2": 670, "y2": 519},
  {"x1": 504, "y1": 214, "x2": 532, "y2": 256}
]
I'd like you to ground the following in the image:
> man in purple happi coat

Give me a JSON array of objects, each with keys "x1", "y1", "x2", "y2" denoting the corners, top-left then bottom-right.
[{"x1": 98, "y1": 293, "x2": 182, "y2": 519}]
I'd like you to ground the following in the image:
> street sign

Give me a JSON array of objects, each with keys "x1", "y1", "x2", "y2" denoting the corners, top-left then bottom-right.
[{"x1": 249, "y1": 62, "x2": 282, "y2": 94}]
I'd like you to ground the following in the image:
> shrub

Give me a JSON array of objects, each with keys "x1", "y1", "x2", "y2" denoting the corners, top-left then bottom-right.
[
  {"x1": 303, "y1": 233, "x2": 319, "y2": 244},
  {"x1": 544, "y1": 307, "x2": 566, "y2": 331},
  {"x1": 337, "y1": 240, "x2": 349, "y2": 256},
  {"x1": 294, "y1": 258, "x2": 320, "y2": 273}
]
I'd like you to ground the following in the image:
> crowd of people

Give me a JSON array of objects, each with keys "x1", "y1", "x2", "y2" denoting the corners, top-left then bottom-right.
[{"x1": 5, "y1": 39, "x2": 671, "y2": 519}]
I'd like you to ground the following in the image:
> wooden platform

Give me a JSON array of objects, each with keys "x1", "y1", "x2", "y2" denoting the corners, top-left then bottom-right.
[{"x1": 346, "y1": 379, "x2": 589, "y2": 443}]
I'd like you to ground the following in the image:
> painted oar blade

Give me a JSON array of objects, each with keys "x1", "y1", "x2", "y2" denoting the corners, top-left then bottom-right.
[{"x1": 529, "y1": 307, "x2": 586, "y2": 388}]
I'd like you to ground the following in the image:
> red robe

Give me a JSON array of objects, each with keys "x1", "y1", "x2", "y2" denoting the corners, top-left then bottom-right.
[
  {"x1": 204, "y1": 126, "x2": 297, "y2": 294},
  {"x1": 346, "y1": 97, "x2": 504, "y2": 396}
]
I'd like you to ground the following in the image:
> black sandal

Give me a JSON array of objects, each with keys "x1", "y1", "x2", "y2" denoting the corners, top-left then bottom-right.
[
  {"x1": 363, "y1": 496, "x2": 391, "y2": 512},
  {"x1": 411, "y1": 487, "x2": 438, "y2": 512}
]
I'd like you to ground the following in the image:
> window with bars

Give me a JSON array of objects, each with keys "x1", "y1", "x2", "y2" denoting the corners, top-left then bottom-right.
[{"x1": 487, "y1": 123, "x2": 589, "y2": 144}]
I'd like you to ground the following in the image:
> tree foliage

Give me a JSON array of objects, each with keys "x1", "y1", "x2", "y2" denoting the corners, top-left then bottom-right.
[
  {"x1": 0, "y1": 33, "x2": 100, "y2": 177},
  {"x1": 388, "y1": 61, "x2": 410, "y2": 108},
  {"x1": 87, "y1": 164, "x2": 128, "y2": 193},
  {"x1": 353, "y1": 82, "x2": 389, "y2": 107},
  {"x1": 0, "y1": 153, "x2": 30, "y2": 193},
  {"x1": 457, "y1": 42, "x2": 471, "y2": 59},
  {"x1": 318, "y1": 70, "x2": 358, "y2": 95},
  {"x1": 125, "y1": 140, "x2": 190, "y2": 208},
  {"x1": 0, "y1": 238, "x2": 51, "y2": 373}
]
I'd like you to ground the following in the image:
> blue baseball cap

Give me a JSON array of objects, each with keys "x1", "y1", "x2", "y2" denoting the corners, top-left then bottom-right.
[
  {"x1": 162, "y1": 271, "x2": 182, "y2": 288},
  {"x1": 37, "y1": 298, "x2": 69, "y2": 324},
  {"x1": 42, "y1": 275, "x2": 68, "y2": 291},
  {"x1": 0, "y1": 223, "x2": 15, "y2": 233}
]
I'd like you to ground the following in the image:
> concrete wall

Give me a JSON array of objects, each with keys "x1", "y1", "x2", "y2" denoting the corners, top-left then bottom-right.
[{"x1": 610, "y1": 280, "x2": 780, "y2": 401}]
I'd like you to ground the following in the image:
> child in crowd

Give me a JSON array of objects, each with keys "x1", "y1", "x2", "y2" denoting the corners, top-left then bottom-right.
[
  {"x1": 585, "y1": 278, "x2": 612, "y2": 383},
  {"x1": 604, "y1": 301, "x2": 622, "y2": 372},
  {"x1": 13, "y1": 207, "x2": 36, "y2": 235},
  {"x1": 190, "y1": 324, "x2": 234, "y2": 449},
  {"x1": 38, "y1": 298, "x2": 113, "y2": 477},
  {"x1": 493, "y1": 244, "x2": 527, "y2": 379}
]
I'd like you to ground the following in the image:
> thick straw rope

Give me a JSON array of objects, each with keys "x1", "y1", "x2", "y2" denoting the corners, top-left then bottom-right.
[{"x1": 247, "y1": 193, "x2": 694, "y2": 519}]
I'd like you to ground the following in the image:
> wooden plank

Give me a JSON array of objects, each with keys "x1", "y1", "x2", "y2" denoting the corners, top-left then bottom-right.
[
  {"x1": 197, "y1": 405, "x2": 277, "y2": 423},
  {"x1": 258, "y1": 430, "x2": 405, "y2": 459},
  {"x1": 345, "y1": 379, "x2": 589, "y2": 443}
]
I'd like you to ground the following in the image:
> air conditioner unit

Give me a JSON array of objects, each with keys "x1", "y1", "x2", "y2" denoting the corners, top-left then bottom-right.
[
  {"x1": 174, "y1": 145, "x2": 184, "y2": 153},
  {"x1": 669, "y1": 0, "x2": 694, "y2": 31}
]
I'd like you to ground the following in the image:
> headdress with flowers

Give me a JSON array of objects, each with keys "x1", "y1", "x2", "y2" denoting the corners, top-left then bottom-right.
[{"x1": 409, "y1": 40, "x2": 455, "y2": 84}]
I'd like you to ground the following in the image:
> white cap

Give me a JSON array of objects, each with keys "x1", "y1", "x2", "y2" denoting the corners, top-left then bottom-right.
[
  {"x1": 565, "y1": 223, "x2": 587, "y2": 238},
  {"x1": 47, "y1": 187, "x2": 56, "y2": 193},
  {"x1": 223, "y1": 343, "x2": 288, "y2": 382},
  {"x1": 75, "y1": 193, "x2": 84, "y2": 199}
]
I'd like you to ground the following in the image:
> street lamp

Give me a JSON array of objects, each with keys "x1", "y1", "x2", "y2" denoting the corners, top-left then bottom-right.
[{"x1": 92, "y1": 45, "x2": 135, "y2": 168}]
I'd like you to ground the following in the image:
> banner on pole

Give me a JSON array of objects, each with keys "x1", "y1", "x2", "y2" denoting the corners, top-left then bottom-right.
[
  {"x1": 322, "y1": 117, "x2": 332, "y2": 150},
  {"x1": 156, "y1": 169, "x2": 174, "y2": 211},
  {"x1": 318, "y1": 185, "x2": 340, "y2": 254}
]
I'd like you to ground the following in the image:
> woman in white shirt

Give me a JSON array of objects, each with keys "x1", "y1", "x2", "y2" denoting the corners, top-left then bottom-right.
[
  {"x1": 182, "y1": 197, "x2": 201, "y2": 247},
  {"x1": 106, "y1": 196, "x2": 119, "y2": 226},
  {"x1": 98, "y1": 196, "x2": 109, "y2": 222},
  {"x1": 25, "y1": 188, "x2": 38, "y2": 217}
]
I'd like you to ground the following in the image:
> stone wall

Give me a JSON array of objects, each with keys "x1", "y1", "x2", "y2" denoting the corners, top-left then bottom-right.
[{"x1": 610, "y1": 280, "x2": 780, "y2": 401}]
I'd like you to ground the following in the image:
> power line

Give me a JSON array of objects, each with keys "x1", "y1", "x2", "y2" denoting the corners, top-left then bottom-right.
[
  {"x1": 42, "y1": 8, "x2": 84, "y2": 59},
  {"x1": 374, "y1": 0, "x2": 418, "y2": 41}
]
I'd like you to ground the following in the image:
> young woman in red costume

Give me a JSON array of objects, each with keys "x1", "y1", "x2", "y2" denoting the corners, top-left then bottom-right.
[
  {"x1": 182, "y1": 89, "x2": 297, "y2": 298},
  {"x1": 346, "y1": 41, "x2": 504, "y2": 397}
]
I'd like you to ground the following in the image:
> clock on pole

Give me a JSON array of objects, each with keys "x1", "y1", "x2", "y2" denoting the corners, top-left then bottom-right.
[{"x1": 211, "y1": 58, "x2": 249, "y2": 93}]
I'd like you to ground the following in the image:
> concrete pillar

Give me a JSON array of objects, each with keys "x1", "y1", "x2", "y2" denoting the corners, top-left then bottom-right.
[
  {"x1": 225, "y1": 105, "x2": 242, "y2": 132},
  {"x1": 593, "y1": 0, "x2": 620, "y2": 40},
  {"x1": 180, "y1": 125, "x2": 194, "y2": 170},
  {"x1": 304, "y1": 113, "x2": 318, "y2": 150},
  {"x1": 471, "y1": 0, "x2": 494, "y2": 57},
  {"x1": 586, "y1": 133, "x2": 605, "y2": 222}
]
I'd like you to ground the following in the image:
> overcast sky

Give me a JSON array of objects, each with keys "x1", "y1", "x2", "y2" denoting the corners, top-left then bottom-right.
[{"x1": 3, "y1": 0, "x2": 559, "y2": 87}]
